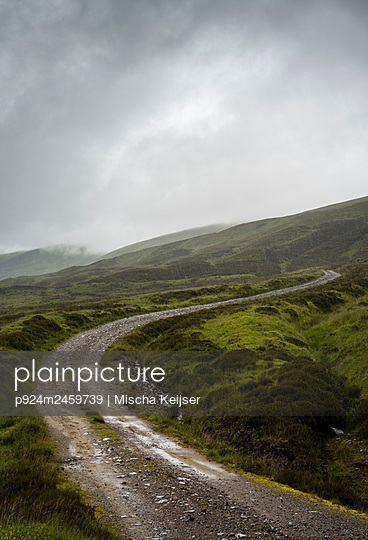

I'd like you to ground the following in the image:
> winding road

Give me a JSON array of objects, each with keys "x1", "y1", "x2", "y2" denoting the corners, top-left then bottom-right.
[
  {"x1": 57, "y1": 270, "x2": 340, "y2": 352},
  {"x1": 47, "y1": 269, "x2": 368, "y2": 539}
]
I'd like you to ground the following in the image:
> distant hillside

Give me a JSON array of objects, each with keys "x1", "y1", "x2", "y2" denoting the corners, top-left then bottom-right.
[
  {"x1": 2, "y1": 196, "x2": 367, "y2": 291},
  {"x1": 99, "y1": 224, "x2": 233, "y2": 260},
  {"x1": 0, "y1": 246, "x2": 100, "y2": 280},
  {"x1": 76, "y1": 195, "x2": 368, "y2": 281}
]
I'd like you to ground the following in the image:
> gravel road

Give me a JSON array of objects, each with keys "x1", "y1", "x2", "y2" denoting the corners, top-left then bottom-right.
[
  {"x1": 57, "y1": 270, "x2": 340, "y2": 352},
  {"x1": 47, "y1": 269, "x2": 368, "y2": 539}
]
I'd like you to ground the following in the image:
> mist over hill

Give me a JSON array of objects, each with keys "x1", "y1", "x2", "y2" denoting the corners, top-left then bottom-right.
[
  {"x1": 47, "y1": 195, "x2": 367, "y2": 289},
  {"x1": 0, "y1": 225, "x2": 233, "y2": 282},
  {"x1": 0, "y1": 246, "x2": 100, "y2": 281},
  {"x1": 1, "y1": 196, "x2": 367, "y2": 290}
]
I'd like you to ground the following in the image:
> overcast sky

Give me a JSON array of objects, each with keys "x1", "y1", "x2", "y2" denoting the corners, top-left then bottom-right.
[{"x1": 1, "y1": 0, "x2": 367, "y2": 253}]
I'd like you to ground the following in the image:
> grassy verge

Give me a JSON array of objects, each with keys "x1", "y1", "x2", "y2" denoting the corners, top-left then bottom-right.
[
  {"x1": 145, "y1": 413, "x2": 368, "y2": 513},
  {"x1": 0, "y1": 416, "x2": 122, "y2": 539}
]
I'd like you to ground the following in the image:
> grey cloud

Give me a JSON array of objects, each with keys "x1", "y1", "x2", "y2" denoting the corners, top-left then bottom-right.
[{"x1": 0, "y1": 0, "x2": 367, "y2": 252}]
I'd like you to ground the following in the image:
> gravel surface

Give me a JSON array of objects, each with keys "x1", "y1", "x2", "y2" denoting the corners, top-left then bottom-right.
[
  {"x1": 46, "y1": 269, "x2": 368, "y2": 539},
  {"x1": 47, "y1": 414, "x2": 368, "y2": 540}
]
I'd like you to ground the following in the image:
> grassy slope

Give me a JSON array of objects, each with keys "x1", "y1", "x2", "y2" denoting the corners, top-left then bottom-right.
[
  {"x1": 108, "y1": 264, "x2": 368, "y2": 511},
  {"x1": 99, "y1": 223, "x2": 232, "y2": 259},
  {"x1": 87, "y1": 195, "x2": 368, "y2": 273},
  {"x1": 109, "y1": 266, "x2": 368, "y2": 394}
]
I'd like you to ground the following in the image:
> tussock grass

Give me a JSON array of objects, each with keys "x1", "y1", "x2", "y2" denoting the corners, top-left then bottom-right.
[{"x1": 0, "y1": 416, "x2": 122, "y2": 539}]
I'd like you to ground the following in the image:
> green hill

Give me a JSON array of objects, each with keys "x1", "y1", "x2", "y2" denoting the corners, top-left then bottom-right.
[
  {"x1": 0, "y1": 246, "x2": 99, "y2": 281},
  {"x1": 98, "y1": 195, "x2": 367, "y2": 273},
  {"x1": 99, "y1": 224, "x2": 233, "y2": 260},
  {"x1": 40, "y1": 195, "x2": 368, "y2": 286},
  {"x1": 0, "y1": 225, "x2": 232, "y2": 282}
]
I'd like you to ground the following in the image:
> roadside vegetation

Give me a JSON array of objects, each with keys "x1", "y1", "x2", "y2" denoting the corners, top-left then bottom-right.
[
  {"x1": 109, "y1": 263, "x2": 368, "y2": 513},
  {"x1": 0, "y1": 416, "x2": 121, "y2": 540},
  {"x1": 0, "y1": 270, "x2": 318, "y2": 351}
]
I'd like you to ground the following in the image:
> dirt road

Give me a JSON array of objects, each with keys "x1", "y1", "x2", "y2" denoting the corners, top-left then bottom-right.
[{"x1": 47, "y1": 270, "x2": 368, "y2": 539}]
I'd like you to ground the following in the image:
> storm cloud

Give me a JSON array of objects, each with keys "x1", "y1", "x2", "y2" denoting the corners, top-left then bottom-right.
[{"x1": 1, "y1": 0, "x2": 367, "y2": 253}]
